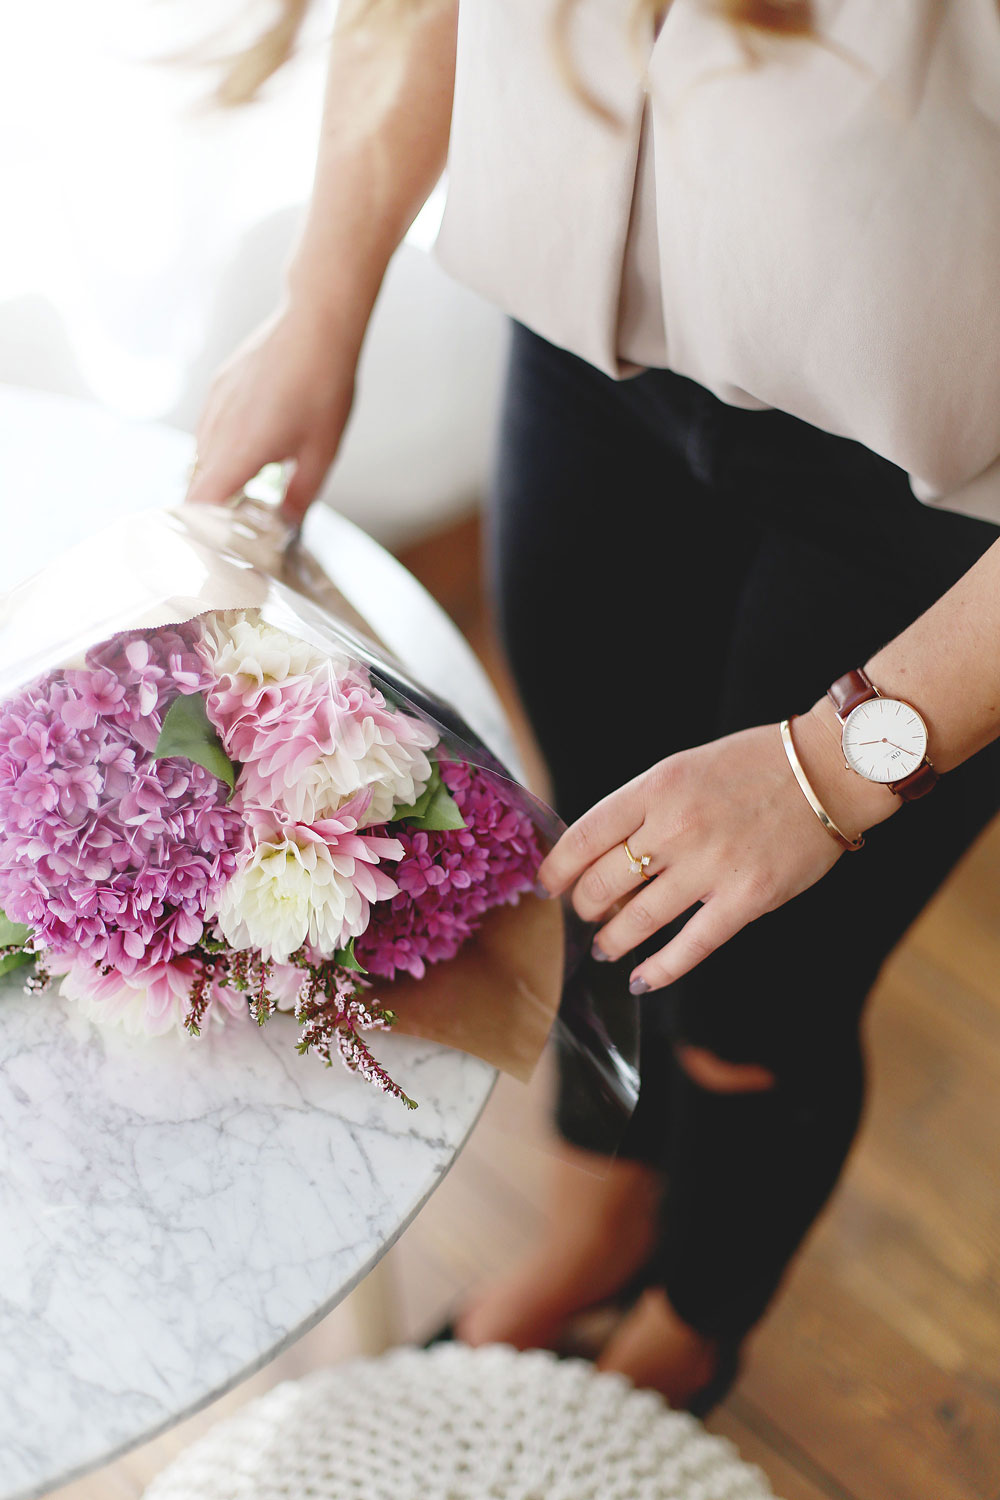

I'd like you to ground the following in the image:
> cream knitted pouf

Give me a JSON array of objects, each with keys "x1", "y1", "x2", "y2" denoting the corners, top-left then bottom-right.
[{"x1": 142, "y1": 1343, "x2": 777, "y2": 1500}]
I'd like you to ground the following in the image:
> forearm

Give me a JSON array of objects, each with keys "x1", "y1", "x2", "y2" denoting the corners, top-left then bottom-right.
[
  {"x1": 284, "y1": 0, "x2": 458, "y2": 351},
  {"x1": 795, "y1": 531, "x2": 1000, "y2": 837}
]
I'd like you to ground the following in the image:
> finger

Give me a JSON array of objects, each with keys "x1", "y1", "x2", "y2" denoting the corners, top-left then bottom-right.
[
  {"x1": 538, "y1": 779, "x2": 647, "y2": 897},
  {"x1": 281, "y1": 441, "x2": 336, "y2": 525},
  {"x1": 183, "y1": 398, "x2": 220, "y2": 503},
  {"x1": 186, "y1": 442, "x2": 274, "y2": 508},
  {"x1": 628, "y1": 896, "x2": 748, "y2": 993},
  {"x1": 571, "y1": 827, "x2": 667, "y2": 924},
  {"x1": 592, "y1": 867, "x2": 702, "y2": 962}
]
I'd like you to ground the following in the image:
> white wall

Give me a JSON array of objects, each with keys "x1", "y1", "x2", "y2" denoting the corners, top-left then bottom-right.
[{"x1": 0, "y1": 1, "x2": 506, "y2": 545}]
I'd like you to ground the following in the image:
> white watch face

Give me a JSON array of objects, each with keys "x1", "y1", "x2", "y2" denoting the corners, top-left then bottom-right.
[{"x1": 842, "y1": 698, "x2": 928, "y2": 783}]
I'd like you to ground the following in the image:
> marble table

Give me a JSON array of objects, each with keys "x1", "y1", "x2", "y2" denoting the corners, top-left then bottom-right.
[{"x1": 0, "y1": 385, "x2": 515, "y2": 1499}]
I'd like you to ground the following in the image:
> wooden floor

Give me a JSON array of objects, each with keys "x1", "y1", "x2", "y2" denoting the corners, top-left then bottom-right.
[{"x1": 52, "y1": 515, "x2": 1000, "y2": 1500}]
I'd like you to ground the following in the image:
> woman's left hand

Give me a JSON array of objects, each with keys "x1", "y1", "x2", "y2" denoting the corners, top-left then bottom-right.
[{"x1": 536, "y1": 708, "x2": 895, "y2": 994}]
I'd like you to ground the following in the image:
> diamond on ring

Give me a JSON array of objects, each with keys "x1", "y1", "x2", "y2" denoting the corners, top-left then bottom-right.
[{"x1": 623, "y1": 840, "x2": 652, "y2": 879}]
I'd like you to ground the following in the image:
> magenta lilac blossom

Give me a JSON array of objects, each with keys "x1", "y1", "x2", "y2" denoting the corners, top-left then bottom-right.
[
  {"x1": 356, "y1": 759, "x2": 543, "y2": 980},
  {"x1": 0, "y1": 628, "x2": 241, "y2": 975}
]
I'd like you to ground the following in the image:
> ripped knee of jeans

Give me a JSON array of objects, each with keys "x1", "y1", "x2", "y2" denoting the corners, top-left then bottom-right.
[{"x1": 675, "y1": 1043, "x2": 776, "y2": 1094}]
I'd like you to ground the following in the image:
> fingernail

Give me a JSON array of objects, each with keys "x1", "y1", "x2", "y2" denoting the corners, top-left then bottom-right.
[
  {"x1": 533, "y1": 879, "x2": 550, "y2": 899},
  {"x1": 629, "y1": 976, "x2": 650, "y2": 996},
  {"x1": 591, "y1": 941, "x2": 611, "y2": 962}
]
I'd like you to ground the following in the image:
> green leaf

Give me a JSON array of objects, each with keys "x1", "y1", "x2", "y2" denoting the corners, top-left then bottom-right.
[
  {"x1": 0, "y1": 909, "x2": 31, "y2": 949},
  {"x1": 416, "y1": 780, "x2": 466, "y2": 831},
  {"x1": 392, "y1": 761, "x2": 466, "y2": 831},
  {"x1": 0, "y1": 951, "x2": 33, "y2": 979},
  {"x1": 155, "y1": 692, "x2": 236, "y2": 793},
  {"x1": 391, "y1": 777, "x2": 437, "y2": 823},
  {"x1": 333, "y1": 937, "x2": 368, "y2": 974}
]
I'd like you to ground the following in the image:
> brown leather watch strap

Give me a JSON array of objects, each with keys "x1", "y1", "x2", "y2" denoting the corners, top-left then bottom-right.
[
  {"x1": 829, "y1": 666, "x2": 940, "y2": 801},
  {"x1": 827, "y1": 667, "x2": 877, "y2": 721},
  {"x1": 890, "y1": 761, "x2": 939, "y2": 801}
]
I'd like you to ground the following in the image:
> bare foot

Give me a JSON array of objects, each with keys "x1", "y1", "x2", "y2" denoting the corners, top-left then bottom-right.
[
  {"x1": 456, "y1": 1141, "x2": 662, "y2": 1351},
  {"x1": 597, "y1": 1287, "x2": 719, "y2": 1408}
]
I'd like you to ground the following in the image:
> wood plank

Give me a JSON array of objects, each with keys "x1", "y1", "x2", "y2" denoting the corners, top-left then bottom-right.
[
  {"x1": 707, "y1": 1403, "x2": 854, "y2": 1500},
  {"x1": 740, "y1": 1252, "x2": 1000, "y2": 1500},
  {"x1": 807, "y1": 1198, "x2": 978, "y2": 1378},
  {"x1": 736, "y1": 857, "x2": 1000, "y2": 1500}
]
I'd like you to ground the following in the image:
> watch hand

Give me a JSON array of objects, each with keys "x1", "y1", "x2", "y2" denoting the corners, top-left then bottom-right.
[{"x1": 858, "y1": 738, "x2": 916, "y2": 753}]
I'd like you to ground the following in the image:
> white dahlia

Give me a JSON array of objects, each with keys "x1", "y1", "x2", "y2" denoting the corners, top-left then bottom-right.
[
  {"x1": 208, "y1": 801, "x2": 403, "y2": 964},
  {"x1": 202, "y1": 613, "x2": 349, "y2": 711}
]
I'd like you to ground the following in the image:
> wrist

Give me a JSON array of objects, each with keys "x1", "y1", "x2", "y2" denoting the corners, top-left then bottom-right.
[
  {"x1": 283, "y1": 248, "x2": 385, "y2": 354},
  {"x1": 792, "y1": 697, "x2": 900, "y2": 840}
]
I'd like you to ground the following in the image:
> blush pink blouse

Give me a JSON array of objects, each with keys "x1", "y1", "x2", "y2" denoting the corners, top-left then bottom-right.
[{"x1": 434, "y1": 0, "x2": 1000, "y2": 524}]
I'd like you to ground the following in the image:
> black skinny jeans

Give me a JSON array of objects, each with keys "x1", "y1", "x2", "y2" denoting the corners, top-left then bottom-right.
[{"x1": 490, "y1": 320, "x2": 1000, "y2": 1343}]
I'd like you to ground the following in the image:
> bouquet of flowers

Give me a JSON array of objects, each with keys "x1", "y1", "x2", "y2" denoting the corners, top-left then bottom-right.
[{"x1": 0, "y1": 493, "x2": 570, "y2": 1109}]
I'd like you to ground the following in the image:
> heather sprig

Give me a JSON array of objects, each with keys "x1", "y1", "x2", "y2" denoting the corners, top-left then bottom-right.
[
  {"x1": 174, "y1": 937, "x2": 413, "y2": 1107},
  {"x1": 181, "y1": 937, "x2": 277, "y2": 1034},
  {"x1": 291, "y1": 949, "x2": 416, "y2": 1109}
]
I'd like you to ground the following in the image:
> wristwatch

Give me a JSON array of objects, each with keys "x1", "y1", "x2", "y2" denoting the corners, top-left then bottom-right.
[{"x1": 827, "y1": 668, "x2": 938, "y2": 800}]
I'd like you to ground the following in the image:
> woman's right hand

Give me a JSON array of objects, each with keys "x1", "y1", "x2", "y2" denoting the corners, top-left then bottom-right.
[{"x1": 185, "y1": 299, "x2": 359, "y2": 524}]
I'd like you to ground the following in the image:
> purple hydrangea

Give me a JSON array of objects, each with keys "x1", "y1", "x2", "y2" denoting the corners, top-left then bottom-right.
[
  {"x1": 355, "y1": 758, "x2": 543, "y2": 981},
  {"x1": 0, "y1": 625, "x2": 242, "y2": 975}
]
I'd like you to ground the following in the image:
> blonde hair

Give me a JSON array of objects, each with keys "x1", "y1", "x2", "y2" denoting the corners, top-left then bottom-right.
[{"x1": 212, "y1": 0, "x2": 813, "y2": 108}]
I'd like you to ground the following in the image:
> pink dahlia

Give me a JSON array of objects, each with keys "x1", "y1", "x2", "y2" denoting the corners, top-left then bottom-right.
[
  {"x1": 0, "y1": 626, "x2": 242, "y2": 975},
  {"x1": 201, "y1": 614, "x2": 435, "y2": 827},
  {"x1": 355, "y1": 759, "x2": 543, "y2": 981},
  {"x1": 48, "y1": 952, "x2": 249, "y2": 1037}
]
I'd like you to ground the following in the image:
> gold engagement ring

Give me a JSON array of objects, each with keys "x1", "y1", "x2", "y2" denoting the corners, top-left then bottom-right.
[{"x1": 623, "y1": 840, "x2": 652, "y2": 880}]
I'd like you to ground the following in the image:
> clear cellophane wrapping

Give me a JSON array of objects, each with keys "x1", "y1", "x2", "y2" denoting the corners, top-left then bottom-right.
[{"x1": 0, "y1": 496, "x2": 638, "y2": 1142}]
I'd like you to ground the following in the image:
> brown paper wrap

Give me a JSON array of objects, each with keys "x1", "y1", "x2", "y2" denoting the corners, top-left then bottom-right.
[{"x1": 378, "y1": 892, "x2": 562, "y2": 1082}]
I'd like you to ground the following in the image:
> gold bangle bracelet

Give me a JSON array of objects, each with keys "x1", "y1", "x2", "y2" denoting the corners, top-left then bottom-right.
[{"x1": 779, "y1": 717, "x2": 864, "y2": 853}]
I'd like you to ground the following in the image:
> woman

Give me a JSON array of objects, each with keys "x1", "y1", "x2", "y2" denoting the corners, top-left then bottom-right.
[{"x1": 187, "y1": 0, "x2": 1000, "y2": 1412}]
